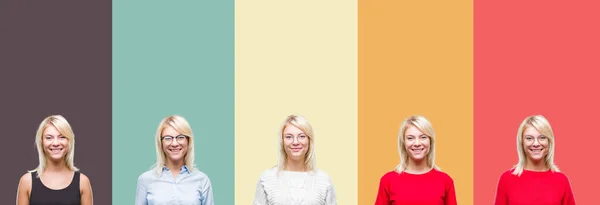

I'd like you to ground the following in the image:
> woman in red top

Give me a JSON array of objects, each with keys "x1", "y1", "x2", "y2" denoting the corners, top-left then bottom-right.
[
  {"x1": 375, "y1": 116, "x2": 457, "y2": 205},
  {"x1": 494, "y1": 115, "x2": 576, "y2": 205}
]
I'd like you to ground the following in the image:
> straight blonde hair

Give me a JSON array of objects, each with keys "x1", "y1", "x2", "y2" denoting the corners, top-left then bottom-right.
[
  {"x1": 30, "y1": 115, "x2": 79, "y2": 177},
  {"x1": 277, "y1": 115, "x2": 316, "y2": 173},
  {"x1": 152, "y1": 115, "x2": 197, "y2": 176},
  {"x1": 395, "y1": 116, "x2": 439, "y2": 173},
  {"x1": 512, "y1": 115, "x2": 559, "y2": 176}
]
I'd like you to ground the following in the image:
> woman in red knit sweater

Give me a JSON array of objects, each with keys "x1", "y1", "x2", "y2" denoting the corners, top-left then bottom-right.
[
  {"x1": 494, "y1": 115, "x2": 576, "y2": 205},
  {"x1": 375, "y1": 116, "x2": 457, "y2": 205}
]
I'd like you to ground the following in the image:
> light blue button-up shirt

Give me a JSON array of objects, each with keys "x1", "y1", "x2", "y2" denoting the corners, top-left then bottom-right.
[{"x1": 135, "y1": 165, "x2": 214, "y2": 205}]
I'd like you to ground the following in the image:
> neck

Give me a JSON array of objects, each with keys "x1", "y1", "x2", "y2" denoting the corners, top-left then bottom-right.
[
  {"x1": 44, "y1": 158, "x2": 69, "y2": 173},
  {"x1": 405, "y1": 158, "x2": 430, "y2": 174},
  {"x1": 285, "y1": 158, "x2": 306, "y2": 172},
  {"x1": 525, "y1": 159, "x2": 548, "y2": 171},
  {"x1": 166, "y1": 159, "x2": 185, "y2": 175}
]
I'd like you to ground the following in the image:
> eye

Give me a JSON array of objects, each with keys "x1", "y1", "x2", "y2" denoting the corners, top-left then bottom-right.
[
  {"x1": 285, "y1": 135, "x2": 292, "y2": 139},
  {"x1": 420, "y1": 135, "x2": 427, "y2": 139},
  {"x1": 60, "y1": 136, "x2": 67, "y2": 139},
  {"x1": 299, "y1": 135, "x2": 307, "y2": 138},
  {"x1": 45, "y1": 136, "x2": 52, "y2": 140},
  {"x1": 163, "y1": 136, "x2": 173, "y2": 140},
  {"x1": 540, "y1": 136, "x2": 547, "y2": 140},
  {"x1": 176, "y1": 135, "x2": 186, "y2": 140}
]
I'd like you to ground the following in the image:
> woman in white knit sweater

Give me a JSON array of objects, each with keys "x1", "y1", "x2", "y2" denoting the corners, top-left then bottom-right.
[{"x1": 253, "y1": 115, "x2": 337, "y2": 205}]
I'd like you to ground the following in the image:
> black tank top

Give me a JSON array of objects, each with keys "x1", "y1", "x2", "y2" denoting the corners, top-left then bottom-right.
[{"x1": 30, "y1": 171, "x2": 81, "y2": 205}]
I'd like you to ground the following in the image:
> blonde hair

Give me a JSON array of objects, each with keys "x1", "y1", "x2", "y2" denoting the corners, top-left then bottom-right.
[
  {"x1": 395, "y1": 116, "x2": 439, "y2": 173},
  {"x1": 30, "y1": 115, "x2": 79, "y2": 177},
  {"x1": 277, "y1": 115, "x2": 316, "y2": 173},
  {"x1": 152, "y1": 115, "x2": 197, "y2": 176},
  {"x1": 512, "y1": 115, "x2": 559, "y2": 176}
]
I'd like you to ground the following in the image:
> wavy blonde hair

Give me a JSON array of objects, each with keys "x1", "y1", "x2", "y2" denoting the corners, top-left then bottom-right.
[
  {"x1": 395, "y1": 116, "x2": 439, "y2": 173},
  {"x1": 152, "y1": 115, "x2": 197, "y2": 176},
  {"x1": 30, "y1": 115, "x2": 79, "y2": 177},
  {"x1": 512, "y1": 115, "x2": 559, "y2": 176},
  {"x1": 277, "y1": 115, "x2": 316, "y2": 173}
]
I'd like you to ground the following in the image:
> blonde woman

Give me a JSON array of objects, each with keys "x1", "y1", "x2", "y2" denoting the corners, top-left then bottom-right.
[
  {"x1": 135, "y1": 115, "x2": 214, "y2": 205},
  {"x1": 16, "y1": 115, "x2": 93, "y2": 205},
  {"x1": 375, "y1": 116, "x2": 456, "y2": 205},
  {"x1": 253, "y1": 115, "x2": 337, "y2": 205},
  {"x1": 494, "y1": 115, "x2": 576, "y2": 205}
]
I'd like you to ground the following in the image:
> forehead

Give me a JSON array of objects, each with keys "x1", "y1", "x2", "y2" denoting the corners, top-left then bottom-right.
[
  {"x1": 523, "y1": 126, "x2": 541, "y2": 136},
  {"x1": 404, "y1": 125, "x2": 423, "y2": 136},
  {"x1": 43, "y1": 125, "x2": 60, "y2": 135},
  {"x1": 161, "y1": 126, "x2": 181, "y2": 136},
  {"x1": 283, "y1": 124, "x2": 304, "y2": 134}
]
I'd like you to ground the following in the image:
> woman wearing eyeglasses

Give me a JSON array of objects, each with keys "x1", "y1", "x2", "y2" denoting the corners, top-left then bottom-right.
[
  {"x1": 135, "y1": 115, "x2": 214, "y2": 205},
  {"x1": 494, "y1": 115, "x2": 576, "y2": 205},
  {"x1": 253, "y1": 115, "x2": 337, "y2": 205},
  {"x1": 16, "y1": 115, "x2": 93, "y2": 205}
]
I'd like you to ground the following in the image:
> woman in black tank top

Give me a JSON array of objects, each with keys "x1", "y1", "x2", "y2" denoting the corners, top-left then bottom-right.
[{"x1": 16, "y1": 115, "x2": 93, "y2": 205}]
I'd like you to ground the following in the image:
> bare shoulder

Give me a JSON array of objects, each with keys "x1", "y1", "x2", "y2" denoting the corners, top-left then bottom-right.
[
  {"x1": 20, "y1": 172, "x2": 32, "y2": 184},
  {"x1": 19, "y1": 173, "x2": 32, "y2": 187},
  {"x1": 18, "y1": 172, "x2": 32, "y2": 194},
  {"x1": 79, "y1": 173, "x2": 92, "y2": 190}
]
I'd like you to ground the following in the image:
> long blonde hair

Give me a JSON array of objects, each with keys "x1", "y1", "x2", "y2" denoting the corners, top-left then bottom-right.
[
  {"x1": 395, "y1": 116, "x2": 439, "y2": 173},
  {"x1": 277, "y1": 115, "x2": 316, "y2": 173},
  {"x1": 30, "y1": 115, "x2": 79, "y2": 177},
  {"x1": 152, "y1": 115, "x2": 197, "y2": 176},
  {"x1": 512, "y1": 115, "x2": 559, "y2": 176}
]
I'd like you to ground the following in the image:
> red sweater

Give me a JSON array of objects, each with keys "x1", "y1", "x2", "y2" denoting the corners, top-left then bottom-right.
[
  {"x1": 375, "y1": 169, "x2": 457, "y2": 205},
  {"x1": 494, "y1": 169, "x2": 576, "y2": 205}
]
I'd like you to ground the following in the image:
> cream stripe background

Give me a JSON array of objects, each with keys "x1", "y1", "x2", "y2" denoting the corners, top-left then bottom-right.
[{"x1": 235, "y1": 0, "x2": 357, "y2": 204}]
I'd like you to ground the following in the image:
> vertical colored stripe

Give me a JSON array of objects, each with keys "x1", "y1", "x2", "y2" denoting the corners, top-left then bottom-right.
[
  {"x1": 112, "y1": 1, "x2": 234, "y2": 204},
  {"x1": 474, "y1": 1, "x2": 600, "y2": 204},
  {"x1": 0, "y1": 1, "x2": 112, "y2": 204},
  {"x1": 358, "y1": 1, "x2": 473, "y2": 204},
  {"x1": 235, "y1": 0, "x2": 357, "y2": 204}
]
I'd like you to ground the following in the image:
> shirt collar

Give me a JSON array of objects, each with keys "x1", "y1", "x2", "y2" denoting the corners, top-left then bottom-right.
[{"x1": 162, "y1": 165, "x2": 190, "y2": 174}]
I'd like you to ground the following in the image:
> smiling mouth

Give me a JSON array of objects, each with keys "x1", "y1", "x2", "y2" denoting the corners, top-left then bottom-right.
[
  {"x1": 49, "y1": 148, "x2": 63, "y2": 154},
  {"x1": 530, "y1": 148, "x2": 544, "y2": 154},
  {"x1": 291, "y1": 148, "x2": 303, "y2": 152},
  {"x1": 411, "y1": 148, "x2": 425, "y2": 154},
  {"x1": 169, "y1": 148, "x2": 182, "y2": 153}
]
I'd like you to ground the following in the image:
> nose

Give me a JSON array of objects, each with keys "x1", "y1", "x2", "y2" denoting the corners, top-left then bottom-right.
[
  {"x1": 292, "y1": 136, "x2": 300, "y2": 145},
  {"x1": 414, "y1": 138, "x2": 422, "y2": 146},
  {"x1": 532, "y1": 138, "x2": 541, "y2": 146},
  {"x1": 170, "y1": 139, "x2": 181, "y2": 146},
  {"x1": 51, "y1": 137, "x2": 60, "y2": 146}
]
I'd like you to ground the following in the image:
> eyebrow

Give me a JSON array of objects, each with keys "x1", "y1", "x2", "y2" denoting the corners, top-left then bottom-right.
[{"x1": 524, "y1": 134, "x2": 545, "y2": 138}]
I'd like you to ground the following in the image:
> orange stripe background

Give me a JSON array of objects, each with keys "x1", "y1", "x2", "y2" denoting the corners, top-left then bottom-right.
[{"x1": 358, "y1": 0, "x2": 473, "y2": 204}]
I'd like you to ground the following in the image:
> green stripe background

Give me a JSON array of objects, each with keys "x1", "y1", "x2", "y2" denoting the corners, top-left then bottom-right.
[{"x1": 112, "y1": 1, "x2": 234, "y2": 204}]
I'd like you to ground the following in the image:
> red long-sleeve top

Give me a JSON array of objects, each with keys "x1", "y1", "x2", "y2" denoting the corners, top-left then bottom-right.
[
  {"x1": 375, "y1": 169, "x2": 457, "y2": 205},
  {"x1": 494, "y1": 169, "x2": 576, "y2": 205}
]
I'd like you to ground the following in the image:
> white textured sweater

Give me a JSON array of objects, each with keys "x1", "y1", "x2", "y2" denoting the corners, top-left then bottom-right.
[{"x1": 253, "y1": 168, "x2": 337, "y2": 205}]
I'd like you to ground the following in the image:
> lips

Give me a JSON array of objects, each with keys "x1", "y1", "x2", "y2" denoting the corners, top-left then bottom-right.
[
  {"x1": 529, "y1": 148, "x2": 544, "y2": 154},
  {"x1": 49, "y1": 148, "x2": 63, "y2": 154},
  {"x1": 411, "y1": 148, "x2": 425, "y2": 154},
  {"x1": 168, "y1": 148, "x2": 182, "y2": 154},
  {"x1": 290, "y1": 147, "x2": 303, "y2": 152}
]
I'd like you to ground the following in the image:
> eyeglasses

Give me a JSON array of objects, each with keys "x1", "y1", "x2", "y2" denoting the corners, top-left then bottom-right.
[
  {"x1": 161, "y1": 135, "x2": 189, "y2": 144},
  {"x1": 524, "y1": 135, "x2": 548, "y2": 142},
  {"x1": 283, "y1": 134, "x2": 308, "y2": 142}
]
